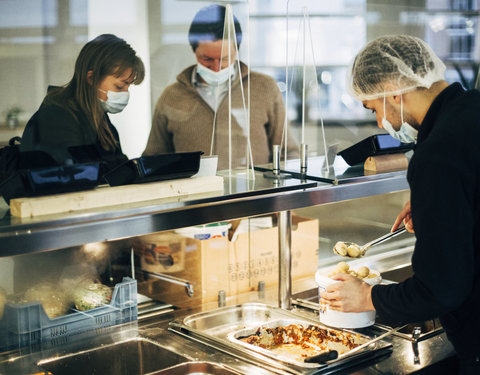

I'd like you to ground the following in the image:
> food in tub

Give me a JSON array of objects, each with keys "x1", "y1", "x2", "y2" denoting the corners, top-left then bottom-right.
[
  {"x1": 327, "y1": 262, "x2": 380, "y2": 281},
  {"x1": 238, "y1": 323, "x2": 367, "y2": 362},
  {"x1": 316, "y1": 263, "x2": 382, "y2": 328}
]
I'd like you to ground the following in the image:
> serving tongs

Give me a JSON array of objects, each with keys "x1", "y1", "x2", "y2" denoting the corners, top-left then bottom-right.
[
  {"x1": 333, "y1": 226, "x2": 407, "y2": 258},
  {"x1": 303, "y1": 325, "x2": 402, "y2": 364},
  {"x1": 304, "y1": 350, "x2": 338, "y2": 364}
]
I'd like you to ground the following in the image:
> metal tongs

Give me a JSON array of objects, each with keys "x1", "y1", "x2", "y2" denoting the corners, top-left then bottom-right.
[{"x1": 333, "y1": 226, "x2": 407, "y2": 258}]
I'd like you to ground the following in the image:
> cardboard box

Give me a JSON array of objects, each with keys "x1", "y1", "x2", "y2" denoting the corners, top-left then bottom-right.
[
  {"x1": 228, "y1": 215, "x2": 319, "y2": 295},
  {"x1": 137, "y1": 215, "x2": 318, "y2": 307},
  {"x1": 137, "y1": 235, "x2": 229, "y2": 308}
]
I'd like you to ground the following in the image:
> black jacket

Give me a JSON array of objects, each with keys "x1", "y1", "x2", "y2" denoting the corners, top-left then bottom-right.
[
  {"x1": 371, "y1": 83, "x2": 480, "y2": 358},
  {"x1": 21, "y1": 100, "x2": 127, "y2": 171}
]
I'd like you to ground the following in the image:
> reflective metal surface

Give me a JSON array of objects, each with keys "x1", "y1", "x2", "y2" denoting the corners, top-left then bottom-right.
[
  {"x1": 149, "y1": 361, "x2": 243, "y2": 375},
  {"x1": 226, "y1": 318, "x2": 370, "y2": 367},
  {"x1": 0, "y1": 165, "x2": 407, "y2": 257},
  {"x1": 0, "y1": 170, "x2": 318, "y2": 255},
  {"x1": 293, "y1": 247, "x2": 445, "y2": 344},
  {"x1": 0, "y1": 157, "x2": 458, "y2": 374},
  {"x1": 38, "y1": 337, "x2": 187, "y2": 375},
  {"x1": 0, "y1": 295, "x2": 457, "y2": 375},
  {"x1": 256, "y1": 155, "x2": 408, "y2": 185},
  {"x1": 169, "y1": 303, "x2": 392, "y2": 374},
  {"x1": 278, "y1": 211, "x2": 292, "y2": 309}
]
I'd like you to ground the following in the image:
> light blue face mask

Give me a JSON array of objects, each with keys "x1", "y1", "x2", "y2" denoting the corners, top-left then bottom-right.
[
  {"x1": 381, "y1": 95, "x2": 418, "y2": 143},
  {"x1": 197, "y1": 63, "x2": 233, "y2": 85},
  {"x1": 98, "y1": 89, "x2": 129, "y2": 114}
]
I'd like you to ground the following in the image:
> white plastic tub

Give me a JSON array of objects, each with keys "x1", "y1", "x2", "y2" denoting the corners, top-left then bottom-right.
[
  {"x1": 315, "y1": 269, "x2": 382, "y2": 329},
  {"x1": 175, "y1": 222, "x2": 231, "y2": 240},
  {"x1": 192, "y1": 155, "x2": 218, "y2": 177}
]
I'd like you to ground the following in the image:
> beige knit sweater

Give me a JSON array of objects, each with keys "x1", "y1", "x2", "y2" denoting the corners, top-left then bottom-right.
[{"x1": 143, "y1": 62, "x2": 298, "y2": 170}]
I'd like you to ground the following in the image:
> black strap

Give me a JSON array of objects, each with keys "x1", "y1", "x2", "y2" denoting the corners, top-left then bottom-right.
[{"x1": 8, "y1": 136, "x2": 21, "y2": 146}]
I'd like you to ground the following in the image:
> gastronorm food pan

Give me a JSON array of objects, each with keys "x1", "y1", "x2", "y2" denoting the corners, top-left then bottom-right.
[
  {"x1": 169, "y1": 303, "x2": 393, "y2": 374},
  {"x1": 228, "y1": 318, "x2": 369, "y2": 368},
  {"x1": 0, "y1": 161, "x2": 101, "y2": 201},
  {"x1": 104, "y1": 151, "x2": 203, "y2": 186},
  {"x1": 26, "y1": 162, "x2": 101, "y2": 194}
]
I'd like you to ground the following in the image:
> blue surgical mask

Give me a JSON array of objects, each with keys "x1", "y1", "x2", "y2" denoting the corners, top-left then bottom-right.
[
  {"x1": 98, "y1": 89, "x2": 129, "y2": 114},
  {"x1": 197, "y1": 63, "x2": 233, "y2": 85},
  {"x1": 381, "y1": 95, "x2": 418, "y2": 143}
]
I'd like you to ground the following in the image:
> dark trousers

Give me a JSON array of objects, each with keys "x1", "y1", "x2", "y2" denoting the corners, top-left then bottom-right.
[{"x1": 458, "y1": 355, "x2": 480, "y2": 375}]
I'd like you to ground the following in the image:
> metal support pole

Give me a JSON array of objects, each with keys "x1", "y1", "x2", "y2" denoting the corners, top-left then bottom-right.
[
  {"x1": 264, "y1": 144, "x2": 291, "y2": 179},
  {"x1": 300, "y1": 143, "x2": 308, "y2": 177},
  {"x1": 278, "y1": 210, "x2": 292, "y2": 309},
  {"x1": 272, "y1": 144, "x2": 281, "y2": 175}
]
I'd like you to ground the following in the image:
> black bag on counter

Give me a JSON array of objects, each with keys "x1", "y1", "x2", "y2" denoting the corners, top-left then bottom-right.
[
  {"x1": 0, "y1": 137, "x2": 61, "y2": 203},
  {"x1": 0, "y1": 136, "x2": 22, "y2": 183},
  {"x1": 0, "y1": 136, "x2": 54, "y2": 182}
]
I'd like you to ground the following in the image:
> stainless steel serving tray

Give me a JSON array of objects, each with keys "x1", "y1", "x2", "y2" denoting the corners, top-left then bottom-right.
[
  {"x1": 169, "y1": 303, "x2": 393, "y2": 375},
  {"x1": 226, "y1": 318, "x2": 369, "y2": 368}
]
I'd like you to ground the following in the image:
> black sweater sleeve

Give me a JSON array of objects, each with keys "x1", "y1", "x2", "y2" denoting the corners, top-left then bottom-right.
[
  {"x1": 372, "y1": 86, "x2": 480, "y2": 327},
  {"x1": 21, "y1": 102, "x2": 96, "y2": 165},
  {"x1": 21, "y1": 102, "x2": 127, "y2": 171}
]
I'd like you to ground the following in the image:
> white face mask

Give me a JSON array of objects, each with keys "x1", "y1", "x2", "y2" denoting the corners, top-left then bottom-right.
[
  {"x1": 197, "y1": 63, "x2": 233, "y2": 85},
  {"x1": 98, "y1": 89, "x2": 129, "y2": 114},
  {"x1": 381, "y1": 95, "x2": 418, "y2": 143}
]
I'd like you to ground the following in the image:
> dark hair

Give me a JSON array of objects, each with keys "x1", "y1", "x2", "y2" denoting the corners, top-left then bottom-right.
[
  {"x1": 46, "y1": 34, "x2": 145, "y2": 151},
  {"x1": 188, "y1": 4, "x2": 242, "y2": 52}
]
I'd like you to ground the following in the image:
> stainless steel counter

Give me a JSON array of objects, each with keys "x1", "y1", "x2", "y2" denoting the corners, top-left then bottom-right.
[
  {"x1": 0, "y1": 301, "x2": 456, "y2": 375},
  {"x1": 1, "y1": 161, "x2": 442, "y2": 374},
  {"x1": 0, "y1": 247, "x2": 456, "y2": 374},
  {"x1": 0, "y1": 167, "x2": 408, "y2": 257}
]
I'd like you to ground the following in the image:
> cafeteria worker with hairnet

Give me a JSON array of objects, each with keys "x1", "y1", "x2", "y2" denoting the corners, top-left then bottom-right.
[{"x1": 320, "y1": 35, "x2": 480, "y2": 374}]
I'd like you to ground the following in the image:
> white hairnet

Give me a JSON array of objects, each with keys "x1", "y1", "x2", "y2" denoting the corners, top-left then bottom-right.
[{"x1": 346, "y1": 35, "x2": 446, "y2": 101}]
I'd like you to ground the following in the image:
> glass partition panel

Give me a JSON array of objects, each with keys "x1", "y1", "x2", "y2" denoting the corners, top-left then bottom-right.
[
  {"x1": 249, "y1": 0, "x2": 375, "y2": 164},
  {"x1": 0, "y1": 1, "x2": 151, "y2": 158},
  {"x1": 0, "y1": 0, "x2": 88, "y2": 138},
  {"x1": 2, "y1": 0, "x2": 480, "y2": 171},
  {"x1": 147, "y1": 0, "x2": 295, "y2": 174}
]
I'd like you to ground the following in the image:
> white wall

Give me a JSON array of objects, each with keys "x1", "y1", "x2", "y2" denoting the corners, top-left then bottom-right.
[{"x1": 88, "y1": 0, "x2": 152, "y2": 158}]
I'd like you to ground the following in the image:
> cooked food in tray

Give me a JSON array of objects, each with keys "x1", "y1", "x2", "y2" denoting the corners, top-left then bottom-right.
[
  {"x1": 232, "y1": 320, "x2": 369, "y2": 364},
  {"x1": 172, "y1": 303, "x2": 393, "y2": 371}
]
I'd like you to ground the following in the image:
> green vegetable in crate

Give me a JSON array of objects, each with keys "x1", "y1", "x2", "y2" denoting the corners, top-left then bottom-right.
[{"x1": 73, "y1": 282, "x2": 113, "y2": 311}]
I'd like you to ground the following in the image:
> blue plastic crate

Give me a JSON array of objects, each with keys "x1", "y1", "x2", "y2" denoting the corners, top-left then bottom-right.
[{"x1": 0, "y1": 277, "x2": 137, "y2": 350}]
